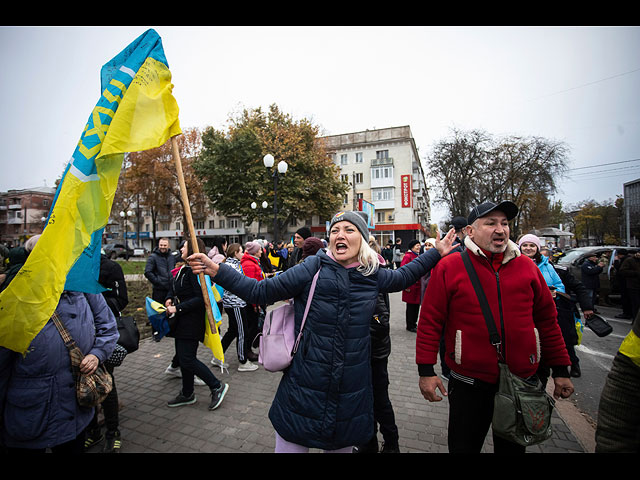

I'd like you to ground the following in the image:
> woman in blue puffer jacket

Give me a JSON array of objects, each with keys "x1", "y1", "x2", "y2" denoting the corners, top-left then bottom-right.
[
  {"x1": 189, "y1": 211, "x2": 457, "y2": 453},
  {"x1": 518, "y1": 234, "x2": 565, "y2": 293}
]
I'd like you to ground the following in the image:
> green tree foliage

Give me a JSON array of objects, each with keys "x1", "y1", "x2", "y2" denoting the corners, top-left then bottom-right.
[{"x1": 193, "y1": 105, "x2": 347, "y2": 240}]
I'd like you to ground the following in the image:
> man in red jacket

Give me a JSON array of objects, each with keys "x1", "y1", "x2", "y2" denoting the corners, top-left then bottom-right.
[{"x1": 416, "y1": 201, "x2": 574, "y2": 453}]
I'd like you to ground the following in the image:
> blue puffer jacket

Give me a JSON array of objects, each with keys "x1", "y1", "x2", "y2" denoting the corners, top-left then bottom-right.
[
  {"x1": 214, "y1": 247, "x2": 441, "y2": 450},
  {"x1": 0, "y1": 292, "x2": 118, "y2": 450},
  {"x1": 536, "y1": 254, "x2": 565, "y2": 293}
]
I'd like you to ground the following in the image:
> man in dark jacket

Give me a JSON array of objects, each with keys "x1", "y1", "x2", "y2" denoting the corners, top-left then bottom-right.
[
  {"x1": 581, "y1": 253, "x2": 605, "y2": 311},
  {"x1": 144, "y1": 238, "x2": 176, "y2": 303},
  {"x1": 619, "y1": 251, "x2": 640, "y2": 320},
  {"x1": 287, "y1": 227, "x2": 311, "y2": 268}
]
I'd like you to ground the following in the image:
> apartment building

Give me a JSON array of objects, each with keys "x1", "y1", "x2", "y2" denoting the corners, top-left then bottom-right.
[
  {"x1": 103, "y1": 125, "x2": 431, "y2": 251},
  {"x1": 0, "y1": 186, "x2": 56, "y2": 246},
  {"x1": 314, "y1": 126, "x2": 430, "y2": 246}
]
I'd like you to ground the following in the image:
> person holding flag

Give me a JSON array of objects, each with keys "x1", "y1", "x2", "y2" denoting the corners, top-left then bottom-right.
[{"x1": 164, "y1": 238, "x2": 228, "y2": 410}]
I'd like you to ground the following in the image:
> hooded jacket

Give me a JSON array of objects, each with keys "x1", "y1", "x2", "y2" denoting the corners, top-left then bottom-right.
[
  {"x1": 213, "y1": 247, "x2": 442, "y2": 450},
  {"x1": 416, "y1": 236, "x2": 570, "y2": 384}
]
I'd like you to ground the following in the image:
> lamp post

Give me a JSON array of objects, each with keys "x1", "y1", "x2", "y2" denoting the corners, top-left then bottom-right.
[
  {"x1": 251, "y1": 200, "x2": 269, "y2": 239},
  {"x1": 263, "y1": 154, "x2": 288, "y2": 243},
  {"x1": 119, "y1": 210, "x2": 134, "y2": 260}
]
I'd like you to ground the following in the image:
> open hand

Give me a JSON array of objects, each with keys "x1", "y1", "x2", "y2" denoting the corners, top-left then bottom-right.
[{"x1": 435, "y1": 228, "x2": 458, "y2": 257}]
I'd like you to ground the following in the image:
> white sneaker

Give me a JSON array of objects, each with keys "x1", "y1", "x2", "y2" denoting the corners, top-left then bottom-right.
[
  {"x1": 166, "y1": 365, "x2": 205, "y2": 385},
  {"x1": 165, "y1": 365, "x2": 181, "y2": 378},
  {"x1": 238, "y1": 360, "x2": 259, "y2": 372},
  {"x1": 211, "y1": 357, "x2": 229, "y2": 369}
]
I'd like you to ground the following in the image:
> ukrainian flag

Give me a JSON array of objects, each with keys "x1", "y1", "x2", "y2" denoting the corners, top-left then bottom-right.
[{"x1": 0, "y1": 29, "x2": 181, "y2": 353}]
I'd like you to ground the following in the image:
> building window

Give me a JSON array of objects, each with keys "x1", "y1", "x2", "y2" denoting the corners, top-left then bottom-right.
[
  {"x1": 354, "y1": 173, "x2": 363, "y2": 184},
  {"x1": 371, "y1": 165, "x2": 393, "y2": 179},
  {"x1": 219, "y1": 219, "x2": 225, "y2": 229},
  {"x1": 377, "y1": 212, "x2": 386, "y2": 223},
  {"x1": 376, "y1": 150, "x2": 389, "y2": 159},
  {"x1": 341, "y1": 174, "x2": 349, "y2": 183},
  {"x1": 209, "y1": 220, "x2": 215, "y2": 229},
  {"x1": 43, "y1": 199, "x2": 49, "y2": 207},
  {"x1": 372, "y1": 188, "x2": 394, "y2": 202},
  {"x1": 355, "y1": 152, "x2": 363, "y2": 163},
  {"x1": 194, "y1": 221, "x2": 204, "y2": 229},
  {"x1": 228, "y1": 218, "x2": 239, "y2": 229},
  {"x1": 175, "y1": 221, "x2": 181, "y2": 230},
  {"x1": 340, "y1": 154, "x2": 348, "y2": 165}
]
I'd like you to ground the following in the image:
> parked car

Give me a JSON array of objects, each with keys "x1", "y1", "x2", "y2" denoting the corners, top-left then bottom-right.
[
  {"x1": 103, "y1": 243, "x2": 134, "y2": 259},
  {"x1": 555, "y1": 246, "x2": 640, "y2": 305}
]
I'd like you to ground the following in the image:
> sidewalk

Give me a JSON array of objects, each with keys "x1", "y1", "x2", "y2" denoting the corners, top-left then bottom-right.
[{"x1": 102, "y1": 291, "x2": 591, "y2": 453}]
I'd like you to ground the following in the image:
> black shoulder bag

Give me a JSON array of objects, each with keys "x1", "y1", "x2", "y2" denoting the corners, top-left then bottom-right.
[{"x1": 461, "y1": 250, "x2": 555, "y2": 447}]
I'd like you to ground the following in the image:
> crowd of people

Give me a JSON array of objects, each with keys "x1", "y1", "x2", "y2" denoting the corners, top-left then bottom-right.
[{"x1": 1, "y1": 200, "x2": 638, "y2": 454}]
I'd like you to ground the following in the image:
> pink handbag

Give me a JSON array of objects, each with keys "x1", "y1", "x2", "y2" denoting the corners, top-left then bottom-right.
[{"x1": 258, "y1": 268, "x2": 321, "y2": 372}]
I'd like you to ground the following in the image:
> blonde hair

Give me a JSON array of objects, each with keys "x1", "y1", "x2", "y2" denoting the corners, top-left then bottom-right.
[{"x1": 357, "y1": 236, "x2": 380, "y2": 276}]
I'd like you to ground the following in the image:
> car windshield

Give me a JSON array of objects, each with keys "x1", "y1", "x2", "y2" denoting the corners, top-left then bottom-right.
[{"x1": 557, "y1": 249, "x2": 589, "y2": 264}]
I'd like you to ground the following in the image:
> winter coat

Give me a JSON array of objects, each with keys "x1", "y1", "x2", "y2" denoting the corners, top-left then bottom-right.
[
  {"x1": 581, "y1": 258, "x2": 603, "y2": 290},
  {"x1": 0, "y1": 292, "x2": 118, "y2": 449},
  {"x1": 416, "y1": 237, "x2": 570, "y2": 384},
  {"x1": 213, "y1": 247, "x2": 442, "y2": 450},
  {"x1": 401, "y1": 250, "x2": 422, "y2": 304},
  {"x1": 554, "y1": 264, "x2": 593, "y2": 347},
  {"x1": 144, "y1": 248, "x2": 176, "y2": 297},
  {"x1": 619, "y1": 255, "x2": 640, "y2": 290},
  {"x1": 370, "y1": 292, "x2": 391, "y2": 360},
  {"x1": 99, "y1": 254, "x2": 129, "y2": 317},
  {"x1": 535, "y1": 254, "x2": 565, "y2": 293},
  {"x1": 241, "y1": 253, "x2": 264, "y2": 309},
  {"x1": 167, "y1": 265, "x2": 206, "y2": 342}
]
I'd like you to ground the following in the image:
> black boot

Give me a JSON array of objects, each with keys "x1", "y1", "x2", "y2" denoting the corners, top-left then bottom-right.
[{"x1": 570, "y1": 363, "x2": 581, "y2": 378}]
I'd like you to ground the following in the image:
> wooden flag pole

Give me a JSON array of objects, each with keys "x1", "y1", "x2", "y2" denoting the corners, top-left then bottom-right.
[{"x1": 171, "y1": 135, "x2": 217, "y2": 334}]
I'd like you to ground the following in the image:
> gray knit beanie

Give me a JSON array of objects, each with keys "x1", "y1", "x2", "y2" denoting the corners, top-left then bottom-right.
[{"x1": 328, "y1": 211, "x2": 370, "y2": 242}]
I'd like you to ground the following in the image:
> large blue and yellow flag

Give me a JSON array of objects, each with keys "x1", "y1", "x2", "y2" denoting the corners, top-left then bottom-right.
[{"x1": 0, "y1": 29, "x2": 181, "y2": 353}]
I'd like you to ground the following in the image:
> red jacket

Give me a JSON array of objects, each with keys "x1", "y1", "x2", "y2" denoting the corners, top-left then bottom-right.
[
  {"x1": 416, "y1": 238, "x2": 570, "y2": 384},
  {"x1": 241, "y1": 253, "x2": 264, "y2": 307},
  {"x1": 401, "y1": 251, "x2": 422, "y2": 304}
]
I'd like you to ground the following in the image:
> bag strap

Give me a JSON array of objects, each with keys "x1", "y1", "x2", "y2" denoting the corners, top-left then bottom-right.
[
  {"x1": 51, "y1": 311, "x2": 77, "y2": 350},
  {"x1": 460, "y1": 250, "x2": 504, "y2": 361},
  {"x1": 293, "y1": 266, "x2": 321, "y2": 353}
]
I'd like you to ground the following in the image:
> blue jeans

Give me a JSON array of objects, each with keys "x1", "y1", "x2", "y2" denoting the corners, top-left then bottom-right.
[{"x1": 174, "y1": 337, "x2": 221, "y2": 396}]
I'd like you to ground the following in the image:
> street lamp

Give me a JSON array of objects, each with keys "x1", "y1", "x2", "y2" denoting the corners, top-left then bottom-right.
[
  {"x1": 120, "y1": 210, "x2": 134, "y2": 260},
  {"x1": 251, "y1": 201, "x2": 269, "y2": 238},
  {"x1": 263, "y1": 154, "x2": 288, "y2": 243}
]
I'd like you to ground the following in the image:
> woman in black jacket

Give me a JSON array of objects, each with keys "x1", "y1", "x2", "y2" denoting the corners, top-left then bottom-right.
[
  {"x1": 165, "y1": 238, "x2": 228, "y2": 411},
  {"x1": 188, "y1": 211, "x2": 457, "y2": 452},
  {"x1": 353, "y1": 238, "x2": 399, "y2": 453}
]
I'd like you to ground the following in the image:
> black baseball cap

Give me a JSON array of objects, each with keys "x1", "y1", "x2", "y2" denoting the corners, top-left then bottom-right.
[
  {"x1": 467, "y1": 201, "x2": 518, "y2": 226},
  {"x1": 450, "y1": 216, "x2": 468, "y2": 230}
]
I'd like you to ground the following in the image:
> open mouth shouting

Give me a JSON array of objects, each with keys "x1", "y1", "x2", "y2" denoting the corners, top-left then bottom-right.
[{"x1": 330, "y1": 222, "x2": 361, "y2": 266}]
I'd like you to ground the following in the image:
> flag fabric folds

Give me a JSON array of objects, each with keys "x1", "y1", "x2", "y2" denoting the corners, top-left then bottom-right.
[
  {"x1": 199, "y1": 275, "x2": 225, "y2": 366},
  {"x1": 0, "y1": 29, "x2": 181, "y2": 353},
  {"x1": 146, "y1": 297, "x2": 171, "y2": 340}
]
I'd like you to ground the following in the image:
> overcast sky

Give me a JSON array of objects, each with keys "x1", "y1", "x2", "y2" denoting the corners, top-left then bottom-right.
[{"x1": 1, "y1": 26, "x2": 639, "y2": 225}]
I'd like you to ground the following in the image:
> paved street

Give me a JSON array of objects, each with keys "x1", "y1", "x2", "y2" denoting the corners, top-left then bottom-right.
[{"x1": 100, "y1": 291, "x2": 592, "y2": 453}]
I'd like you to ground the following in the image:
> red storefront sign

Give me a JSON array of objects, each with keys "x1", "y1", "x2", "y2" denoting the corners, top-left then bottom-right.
[{"x1": 401, "y1": 174, "x2": 412, "y2": 208}]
